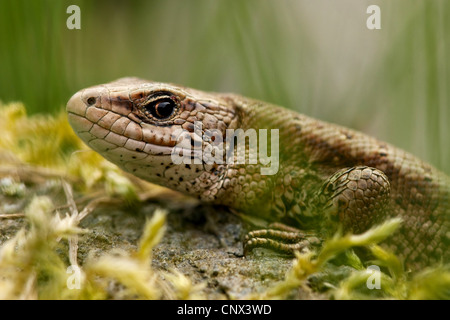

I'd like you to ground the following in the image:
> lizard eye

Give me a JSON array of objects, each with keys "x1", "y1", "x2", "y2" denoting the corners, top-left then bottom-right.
[{"x1": 143, "y1": 97, "x2": 177, "y2": 120}]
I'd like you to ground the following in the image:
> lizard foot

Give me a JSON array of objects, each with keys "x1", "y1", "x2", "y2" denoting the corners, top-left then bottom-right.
[
  {"x1": 243, "y1": 167, "x2": 391, "y2": 257},
  {"x1": 243, "y1": 223, "x2": 321, "y2": 255}
]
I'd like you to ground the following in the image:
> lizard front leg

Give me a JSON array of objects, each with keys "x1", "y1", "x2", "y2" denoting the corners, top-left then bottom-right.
[
  {"x1": 319, "y1": 166, "x2": 391, "y2": 234},
  {"x1": 244, "y1": 166, "x2": 391, "y2": 255}
]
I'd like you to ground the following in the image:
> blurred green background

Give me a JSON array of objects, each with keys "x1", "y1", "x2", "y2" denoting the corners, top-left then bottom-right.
[{"x1": 0, "y1": 0, "x2": 449, "y2": 174}]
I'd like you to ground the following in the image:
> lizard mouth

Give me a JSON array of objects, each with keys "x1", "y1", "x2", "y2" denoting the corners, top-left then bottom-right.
[{"x1": 67, "y1": 110, "x2": 176, "y2": 156}]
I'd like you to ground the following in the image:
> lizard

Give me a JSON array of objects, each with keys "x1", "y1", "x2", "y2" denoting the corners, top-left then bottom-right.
[{"x1": 66, "y1": 77, "x2": 449, "y2": 270}]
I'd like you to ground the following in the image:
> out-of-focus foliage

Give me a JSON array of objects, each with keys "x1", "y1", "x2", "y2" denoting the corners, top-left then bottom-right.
[{"x1": 0, "y1": 102, "x2": 138, "y2": 199}]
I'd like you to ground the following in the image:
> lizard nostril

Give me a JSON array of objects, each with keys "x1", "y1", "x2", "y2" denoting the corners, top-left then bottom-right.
[{"x1": 87, "y1": 97, "x2": 96, "y2": 105}]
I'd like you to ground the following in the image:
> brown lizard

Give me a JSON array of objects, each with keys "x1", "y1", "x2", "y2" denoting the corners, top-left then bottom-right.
[{"x1": 66, "y1": 77, "x2": 449, "y2": 270}]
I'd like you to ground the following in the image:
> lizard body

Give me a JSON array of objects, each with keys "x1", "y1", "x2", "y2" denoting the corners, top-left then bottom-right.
[{"x1": 67, "y1": 77, "x2": 449, "y2": 270}]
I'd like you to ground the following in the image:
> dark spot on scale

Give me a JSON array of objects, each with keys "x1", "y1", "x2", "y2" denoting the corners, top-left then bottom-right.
[
  {"x1": 133, "y1": 169, "x2": 137, "y2": 172},
  {"x1": 169, "y1": 177, "x2": 173, "y2": 180},
  {"x1": 184, "y1": 123, "x2": 195, "y2": 132},
  {"x1": 132, "y1": 156, "x2": 136, "y2": 159},
  {"x1": 424, "y1": 176, "x2": 432, "y2": 182},
  {"x1": 165, "y1": 166, "x2": 170, "y2": 169},
  {"x1": 135, "y1": 148, "x2": 143, "y2": 152},
  {"x1": 179, "y1": 177, "x2": 184, "y2": 182},
  {"x1": 185, "y1": 164, "x2": 191, "y2": 169},
  {"x1": 106, "y1": 148, "x2": 110, "y2": 151},
  {"x1": 379, "y1": 152, "x2": 387, "y2": 157},
  {"x1": 120, "y1": 155, "x2": 123, "y2": 158},
  {"x1": 337, "y1": 198, "x2": 346, "y2": 208},
  {"x1": 156, "y1": 173, "x2": 161, "y2": 177},
  {"x1": 161, "y1": 162, "x2": 164, "y2": 165},
  {"x1": 195, "y1": 168, "x2": 200, "y2": 173}
]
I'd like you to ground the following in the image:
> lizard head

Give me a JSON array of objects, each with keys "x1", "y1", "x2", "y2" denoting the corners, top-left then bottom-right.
[{"x1": 66, "y1": 77, "x2": 238, "y2": 199}]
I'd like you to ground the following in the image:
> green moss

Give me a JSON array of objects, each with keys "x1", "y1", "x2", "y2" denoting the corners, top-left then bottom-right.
[{"x1": 0, "y1": 194, "x2": 204, "y2": 299}]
